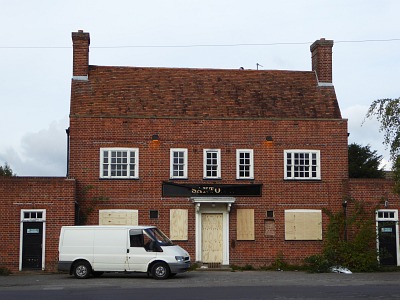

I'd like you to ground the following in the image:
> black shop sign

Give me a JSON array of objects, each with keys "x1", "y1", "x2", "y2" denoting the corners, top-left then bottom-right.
[{"x1": 162, "y1": 182, "x2": 262, "y2": 197}]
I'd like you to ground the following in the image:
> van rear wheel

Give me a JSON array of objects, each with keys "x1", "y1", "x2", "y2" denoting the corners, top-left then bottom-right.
[
  {"x1": 151, "y1": 262, "x2": 170, "y2": 280},
  {"x1": 73, "y1": 261, "x2": 91, "y2": 279}
]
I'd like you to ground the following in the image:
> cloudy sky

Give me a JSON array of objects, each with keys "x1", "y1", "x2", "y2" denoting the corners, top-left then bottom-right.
[{"x1": 0, "y1": 0, "x2": 399, "y2": 176}]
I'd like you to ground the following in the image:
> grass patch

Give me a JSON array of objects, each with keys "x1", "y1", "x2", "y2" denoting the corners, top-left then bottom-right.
[{"x1": 0, "y1": 267, "x2": 11, "y2": 276}]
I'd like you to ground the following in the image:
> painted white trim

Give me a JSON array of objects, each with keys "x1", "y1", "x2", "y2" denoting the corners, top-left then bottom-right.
[
  {"x1": 318, "y1": 82, "x2": 333, "y2": 87},
  {"x1": 236, "y1": 149, "x2": 254, "y2": 179},
  {"x1": 375, "y1": 209, "x2": 400, "y2": 266},
  {"x1": 192, "y1": 197, "x2": 236, "y2": 204},
  {"x1": 284, "y1": 150, "x2": 321, "y2": 180},
  {"x1": 203, "y1": 149, "x2": 221, "y2": 179},
  {"x1": 194, "y1": 198, "x2": 234, "y2": 265},
  {"x1": 170, "y1": 148, "x2": 188, "y2": 179},
  {"x1": 19, "y1": 209, "x2": 46, "y2": 271},
  {"x1": 72, "y1": 75, "x2": 88, "y2": 81},
  {"x1": 100, "y1": 147, "x2": 139, "y2": 179}
]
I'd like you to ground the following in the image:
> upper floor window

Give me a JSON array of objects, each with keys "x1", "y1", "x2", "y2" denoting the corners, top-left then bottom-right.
[
  {"x1": 236, "y1": 149, "x2": 254, "y2": 179},
  {"x1": 203, "y1": 149, "x2": 221, "y2": 179},
  {"x1": 284, "y1": 150, "x2": 320, "y2": 180},
  {"x1": 100, "y1": 148, "x2": 139, "y2": 179},
  {"x1": 170, "y1": 148, "x2": 188, "y2": 179}
]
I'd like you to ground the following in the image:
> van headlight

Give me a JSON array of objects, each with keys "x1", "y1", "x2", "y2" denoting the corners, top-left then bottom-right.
[{"x1": 175, "y1": 256, "x2": 185, "y2": 262}]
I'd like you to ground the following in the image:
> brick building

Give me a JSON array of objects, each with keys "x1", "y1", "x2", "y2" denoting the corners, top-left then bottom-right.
[{"x1": 68, "y1": 31, "x2": 347, "y2": 267}]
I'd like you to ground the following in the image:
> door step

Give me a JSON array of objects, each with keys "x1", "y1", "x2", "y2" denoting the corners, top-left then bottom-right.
[{"x1": 196, "y1": 262, "x2": 232, "y2": 271}]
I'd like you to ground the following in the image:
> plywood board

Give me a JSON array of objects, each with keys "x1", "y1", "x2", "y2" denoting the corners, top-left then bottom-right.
[
  {"x1": 99, "y1": 210, "x2": 138, "y2": 225},
  {"x1": 284, "y1": 210, "x2": 322, "y2": 240},
  {"x1": 170, "y1": 209, "x2": 188, "y2": 240},
  {"x1": 237, "y1": 209, "x2": 255, "y2": 240},
  {"x1": 202, "y1": 214, "x2": 223, "y2": 263}
]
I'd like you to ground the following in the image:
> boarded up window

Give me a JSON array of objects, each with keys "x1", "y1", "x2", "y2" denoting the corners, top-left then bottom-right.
[
  {"x1": 265, "y1": 219, "x2": 276, "y2": 237},
  {"x1": 170, "y1": 209, "x2": 188, "y2": 240},
  {"x1": 284, "y1": 209, "x2": 322, "y2": 240},
  {"x1": 99, "y1": 210, "x2": 138, "y2": 225},
  {"x1": 237, "y1": 209, "x2": 254, "y2": 240}
]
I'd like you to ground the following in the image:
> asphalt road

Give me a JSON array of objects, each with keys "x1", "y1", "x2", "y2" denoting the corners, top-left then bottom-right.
[{"x1": 1, "y1": 270, "x2": 400, "y2": 299}]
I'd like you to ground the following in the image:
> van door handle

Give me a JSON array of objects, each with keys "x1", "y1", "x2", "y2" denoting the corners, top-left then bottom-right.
[{"x1": 127, "y1": 249, "x2": 130, "y2": 253}]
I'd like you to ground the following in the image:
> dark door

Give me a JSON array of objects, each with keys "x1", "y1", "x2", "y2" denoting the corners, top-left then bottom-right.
[
  {"x1": 378, "y1": 221, "x2": 397, "y2": 266},
  {"x1": 22, "y1": 222, "x2": 43, "y2": 270}
]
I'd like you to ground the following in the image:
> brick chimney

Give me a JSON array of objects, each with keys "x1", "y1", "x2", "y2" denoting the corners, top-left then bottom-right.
[
  {"x1": 72, "y1": 30, "x2": 90, "y2": 80},
  {"x1": 310, "y1": 38, "x2": 334, "y2": 85}
]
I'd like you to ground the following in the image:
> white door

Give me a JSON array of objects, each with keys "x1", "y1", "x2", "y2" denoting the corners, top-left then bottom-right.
[{"x1": 127, "y1": 229, "x2": 157, "y2": 272}]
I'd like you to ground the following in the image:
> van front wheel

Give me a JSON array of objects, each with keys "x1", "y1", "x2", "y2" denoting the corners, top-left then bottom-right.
[
  {"x1": 151, "y1": 262, "x2": 170, "y2": 280},
  {"x1": 73, "y1": 261, "x2": 91, "y2": 279}
]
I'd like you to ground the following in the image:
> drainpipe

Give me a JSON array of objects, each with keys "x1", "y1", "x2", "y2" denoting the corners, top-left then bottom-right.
[
  {"x1": 66, "y1": 127, "x2": 70, "y2": 177},
  {"x1": 342, "y1": 200, "x2": 348, "y2": 242}
]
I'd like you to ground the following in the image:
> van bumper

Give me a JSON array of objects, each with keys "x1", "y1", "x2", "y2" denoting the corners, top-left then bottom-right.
[
  {"x1": 169, "y1": 261, "x2": 191, "y2": 274},
  {"x1": 58, "y1": 261, "x2": 73, "y2": 273}
]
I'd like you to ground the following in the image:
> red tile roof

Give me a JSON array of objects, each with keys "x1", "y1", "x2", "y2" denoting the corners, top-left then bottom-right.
[{"x1": 71, "y1": 66, "x2": 342, "y2": 119}]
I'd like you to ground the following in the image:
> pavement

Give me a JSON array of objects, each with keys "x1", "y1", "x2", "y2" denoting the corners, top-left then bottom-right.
[{"x1": 1, "y1": 270, "x2": 400, "y2": 291}]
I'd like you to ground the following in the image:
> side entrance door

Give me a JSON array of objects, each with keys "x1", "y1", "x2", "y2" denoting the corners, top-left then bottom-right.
[
  {"x1": 378, "y1": 221, "x2": 397, "y2": 265},
  {"x1": 376, "y1": 210, "x2": 399, "y2": 266},
  {"x1": 201, "y1": 213, "x2": 223, "y2": 264},
  {"x1": 22, "y1": 222, "x2": 43, "y2": 270}
]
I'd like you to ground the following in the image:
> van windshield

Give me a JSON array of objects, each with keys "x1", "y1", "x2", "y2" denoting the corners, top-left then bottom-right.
[{"x1": 144, "y1": 228, "x2": 174, "y2": 246}]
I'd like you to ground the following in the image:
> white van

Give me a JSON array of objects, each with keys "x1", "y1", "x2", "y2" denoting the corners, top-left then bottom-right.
[{"x1": 58, "y1": 225, "x2": 190, "y2": 280}]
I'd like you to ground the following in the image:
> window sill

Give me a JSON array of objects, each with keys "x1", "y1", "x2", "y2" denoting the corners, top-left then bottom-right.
[
  {"x1": 284, "y1": 179, "x2": 322, "y2": 182},
  {"x1": 99, "y1": 177, "x2": 140, "y2": 180}
]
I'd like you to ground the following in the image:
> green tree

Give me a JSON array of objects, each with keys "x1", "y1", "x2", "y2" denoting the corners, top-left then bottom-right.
[
  {"x1": 348, "y1": 143, "x2": 385, "y2": 178},
  {"x1": 366, "y1": 97, "x2": 400, "y2": 192},
  {"x1": 0, "y1": 163, "x2": 15, "y2": 177},
  {"x1": 366, "y1": 97, "x2": 400, "y2": 160}
]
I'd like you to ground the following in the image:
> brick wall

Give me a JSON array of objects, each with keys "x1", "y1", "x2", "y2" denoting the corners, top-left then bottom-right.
[
  {"x1": 69, "y1": 116, "x2": 348, "y2": 266},
  {"x1": 349, "y1": 178, "x2": 400, "y2": 212},
  {"x1": 0, "y1": 177, "x2": 75, "y2": 272}
]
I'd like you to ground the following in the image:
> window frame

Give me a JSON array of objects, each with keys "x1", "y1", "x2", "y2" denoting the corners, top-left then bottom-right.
[
  {"x1": 376, "y1": 209, "x2": 398, "y2": 221},
  {"x1": 100, "y1": 147, "x2": 139, "y2": 179},
  {"x1": 203, "y1": 149, "x2": 221, "y2": 179},
  {"x1": 170, "y1": 148, "x2": 188, "y2": 179},
  {"x1": 236, "y1": 149, "x2": 254, "y2": 179},
  {"x1": 284, "y1": 150, "x2": 321, "y2": 180}
]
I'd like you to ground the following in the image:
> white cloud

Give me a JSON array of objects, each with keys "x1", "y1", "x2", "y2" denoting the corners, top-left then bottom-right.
[{"x1": 0, "y1": 117, "x2": 68, "y2": 176}]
